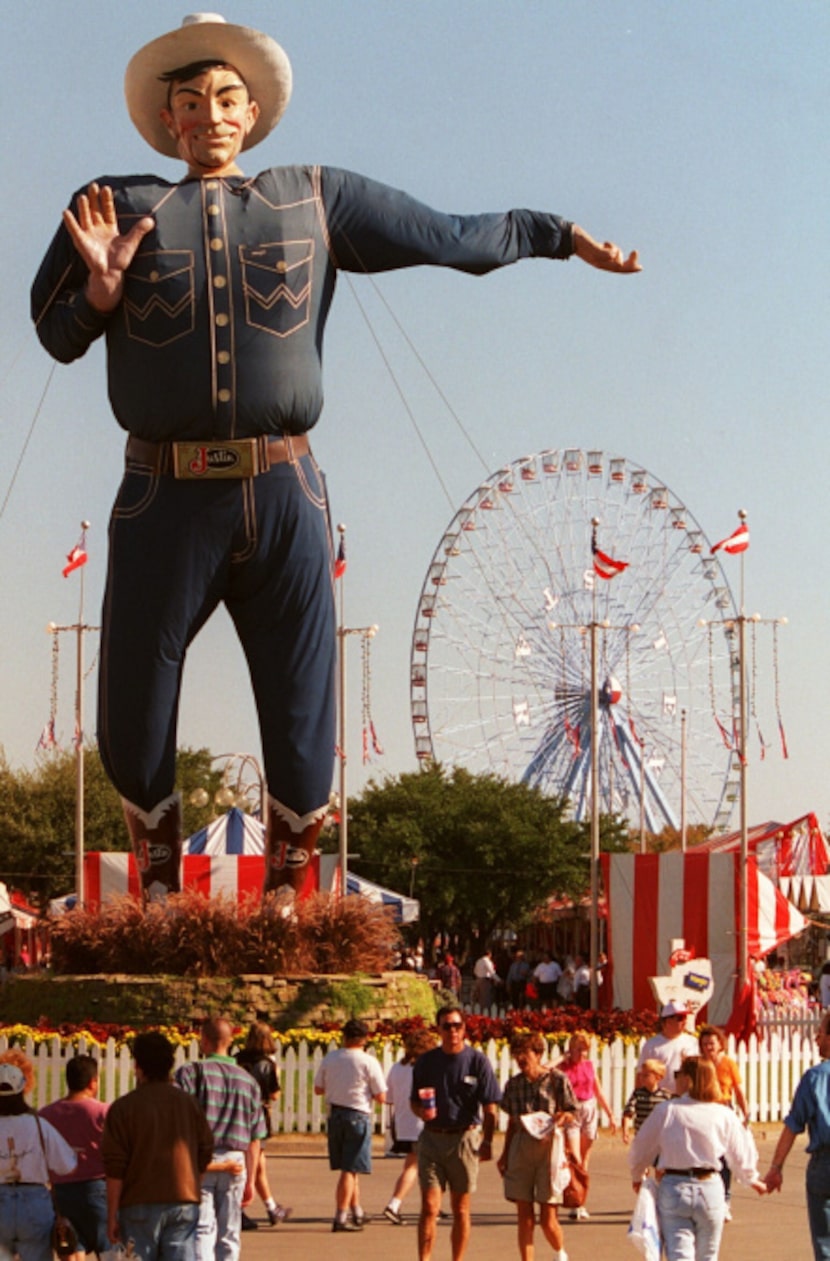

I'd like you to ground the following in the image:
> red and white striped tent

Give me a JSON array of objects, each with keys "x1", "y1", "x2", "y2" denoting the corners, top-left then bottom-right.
[
  {"x1": 691, "y1": 813, "x2": 829, "y2": 880},
  {"x1": 601, "y1": 851, "x2": 808, "y2": 1033},
  {"x1": 83, "y1": 852, "x2": 321, "y2": 906}
]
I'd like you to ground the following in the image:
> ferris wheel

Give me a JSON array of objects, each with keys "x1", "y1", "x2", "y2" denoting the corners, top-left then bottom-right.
[{"x1": 410, "y1": 448, "x2": 742, "y2": 834}]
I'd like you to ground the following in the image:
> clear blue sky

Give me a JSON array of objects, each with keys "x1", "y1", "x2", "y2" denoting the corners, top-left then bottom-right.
[{"x1": 1, "y1": 1, "x2": 827, "y2": 831}]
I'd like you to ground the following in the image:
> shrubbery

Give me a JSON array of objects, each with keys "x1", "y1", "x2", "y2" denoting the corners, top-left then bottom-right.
[{"x1": 48, "y1": 890, "x2": 399, "y2": 977}]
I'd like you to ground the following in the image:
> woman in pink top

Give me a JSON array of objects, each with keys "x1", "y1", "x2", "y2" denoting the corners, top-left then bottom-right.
[{"x1": 559, "y1": 1033, "x2": 616, "y2": 1220}]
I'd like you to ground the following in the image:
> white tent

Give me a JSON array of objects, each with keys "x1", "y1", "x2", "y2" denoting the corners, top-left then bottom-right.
[{"x1": 0, "y1": 883, "x2": 15, "y2": 937}]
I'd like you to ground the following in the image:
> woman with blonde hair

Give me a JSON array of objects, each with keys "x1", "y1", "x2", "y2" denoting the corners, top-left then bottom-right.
[
  {"x1": 0, "y1": 1053, "x2": 77, "y2": 1261},
  {"x1": 559, "y1": 1032, "x2": 616, "y2": 1220},
  {"x1": 629, "y1": 1056, "x2": 766, "y2": 1259},
  {"x1": 698, "y1": 1025, "x2": 749, "y2": 1220}
]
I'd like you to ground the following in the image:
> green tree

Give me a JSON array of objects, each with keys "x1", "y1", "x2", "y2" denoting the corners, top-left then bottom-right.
[
  {"x1": 630, "y1": 822, "x2": 712, "y2": 853},
  {"x1": 346, "y1": 764, "x2": 627, "y2": 956},
  {"x1": 0, "y1": 746, "x2": 222, "y2": 906}
]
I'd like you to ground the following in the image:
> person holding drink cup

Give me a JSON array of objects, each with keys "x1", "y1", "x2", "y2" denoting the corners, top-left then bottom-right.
[{"x1": 411, "y1": 1006, "x2": 501, "y2": 1261}]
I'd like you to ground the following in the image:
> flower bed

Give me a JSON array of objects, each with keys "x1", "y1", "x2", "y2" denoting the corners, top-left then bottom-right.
[{"x1": 1, "y1": 1005, "x2": 660, "y2": 1054}]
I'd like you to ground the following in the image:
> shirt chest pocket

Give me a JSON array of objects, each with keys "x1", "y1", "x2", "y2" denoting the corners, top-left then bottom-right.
[
  {"x1": 123, "y1": 250, "x2": 195, "y2": 348},
  {"x1": 239, "y1": 239, "x2": 313, "y2": 338}
]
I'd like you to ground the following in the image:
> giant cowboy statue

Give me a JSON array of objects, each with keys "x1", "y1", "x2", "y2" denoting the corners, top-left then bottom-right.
[{"x1": 32, "y1": 14, "x2": 641, "y2": 906}]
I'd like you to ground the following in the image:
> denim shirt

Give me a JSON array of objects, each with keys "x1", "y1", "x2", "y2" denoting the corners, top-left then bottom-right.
[
  {"x1": 32, "y1": 165, "x2": 574, "y2": 442},
  {"x1": 786, "y1": 1059, "x2": 830, "y2": 1153}
]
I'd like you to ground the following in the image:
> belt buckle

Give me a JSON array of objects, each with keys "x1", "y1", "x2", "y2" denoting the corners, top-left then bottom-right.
[{"x1": 172, "y1": 439, "x2": 259, "y2": 480}]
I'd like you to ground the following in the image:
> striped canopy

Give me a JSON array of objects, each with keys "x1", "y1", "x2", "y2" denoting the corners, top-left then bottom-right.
[{"x1": 602, "y1": 851, "x2": 807, "y2": 1031}]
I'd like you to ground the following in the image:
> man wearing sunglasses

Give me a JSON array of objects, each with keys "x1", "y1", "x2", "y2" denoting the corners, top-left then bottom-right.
[{"x1": 411, "y1": 1007, "x2": 501, "y2": 1261}]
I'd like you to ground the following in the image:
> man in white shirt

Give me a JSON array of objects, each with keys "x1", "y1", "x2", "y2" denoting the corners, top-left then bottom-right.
[
  {"x1": 532, "y1": 952, "x2": 562, "y2": 1007},
  {"x1": 314, "y1": 1019, "x2": 386, "y2": 1232},
  {"x1": 636, "y1": 1001, "x2": 699, "y2": 1093},
  {"x1": 573, "y1": 955, "x2": 592, "y2": 1009},
  {"x1": 473, "y1": 950, "x2": 501, "y2": 1009}
]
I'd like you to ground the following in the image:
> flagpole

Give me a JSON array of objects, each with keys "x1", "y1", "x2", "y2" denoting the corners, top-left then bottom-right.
[
  {"x1": 337, "y1": 524, "x2": 348, "y2": 901},
  {"x1": 706, "y1": 508, "x2": 758, "y2": 991},
  {"x1": 589, "y1": 613, "x2": 600, "y2": 1009},
  {"x1": 737, "y1": 509, "x2": 749, "y2": 989},
  {"x1": 75, "y1": 520, "x2": 90, "y2": 908},
  {"x1": 680, "y1": 708, "x2": 688, "y2": 851},
  {"x1": 47, "y1": 523, "x2": 97, "y2": 909},
  {"x1": 589, "y1": 519, "x2": 600, "y2": 1010},
  {"x1": 335, "y1": 525, "x2": 379, "y2": 902}
]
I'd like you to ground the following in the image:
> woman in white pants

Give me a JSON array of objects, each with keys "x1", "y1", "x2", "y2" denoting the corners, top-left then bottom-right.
[{"x1": 629, "y1": 1057, "x2": 765, "y2": 1260}]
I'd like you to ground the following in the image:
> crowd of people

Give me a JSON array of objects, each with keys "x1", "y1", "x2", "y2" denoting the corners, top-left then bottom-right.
[
  {"x1": 3, "y1": 1000, "x2": 830, "y2": 1261},
  {"x1": 398, "y1": 943, "x2": 605, "y2": 1012},
  {"x1": 0, "y1": 1017, "x2": 291, "y2": 1261}
]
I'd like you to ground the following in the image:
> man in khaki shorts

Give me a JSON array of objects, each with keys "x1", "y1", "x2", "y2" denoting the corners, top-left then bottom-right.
[{"x1": 411, "y1": 1006, "x2": 501, "y2": 1261}]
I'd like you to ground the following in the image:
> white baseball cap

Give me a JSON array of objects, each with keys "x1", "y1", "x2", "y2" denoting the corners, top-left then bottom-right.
[
  {"x1": 660, "y1": 1000, "x2": 690, "y2": 1018},
  {"x1": 0, "y1": 1063, "x2": 26, "y2": 1094}
]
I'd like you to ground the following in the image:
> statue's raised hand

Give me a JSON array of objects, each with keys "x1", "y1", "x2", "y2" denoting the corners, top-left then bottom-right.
[{"x1": 63, "y1": 182, "x2": 155, "y2": 312}]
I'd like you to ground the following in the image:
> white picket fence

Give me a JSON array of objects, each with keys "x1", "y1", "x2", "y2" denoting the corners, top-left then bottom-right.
[{"x1": 2, "y1": 1022, "x2": 822, "y2": 1133}]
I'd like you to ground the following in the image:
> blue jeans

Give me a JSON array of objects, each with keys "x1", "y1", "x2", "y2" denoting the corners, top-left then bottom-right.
[
  {"x1": 0, "y1": 1184, "x2": 54, "y2": 1261},
  {"x1": 118, "y1": 1201, "x2": 200, "y2": 1261},
  {"x1": 806, "y1": 1149, "x2": 830, "y2": 1260},
  {"x1": 657, "y1": 1173, "x2": 725, "y2": 1261},
  {"x1": 98, "y1": 453, "x2": 335, "y2": 816},
  {"x1": 327, "y1": 1107, "x2": 373, "y2": 1174},
  {"x1": 55, "y1": 1178, "x2": 111, "y2": 1253},
  {"x1": 197, "y1": 1159, "x2": 245, "y2": 1261}
]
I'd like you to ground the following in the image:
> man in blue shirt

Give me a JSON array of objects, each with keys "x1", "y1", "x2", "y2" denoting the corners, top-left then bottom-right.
[
  {"x1": 411, "y1": 1006, "x2": 501, "y2": 1261},
  {"x1": 32, "y1": 14, "x2": 641, "y2": 906},
  {"x1": 765, "y1": 1011, "x2": 830, "y2": 1258}
]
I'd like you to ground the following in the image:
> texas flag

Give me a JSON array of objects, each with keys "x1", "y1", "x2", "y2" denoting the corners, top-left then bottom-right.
[
  {"x1": 711, "y1": 520, "x2": 749, "y2": 555},
  {"x1": 334, "y1": 536, "x2": 346, "y2": 579},
  {"x1": 62, "y1": 530, "x2": 88, "y2": 578},
  {"x1": 591, "y1": 524, "x2": 628, "y2": 580}
]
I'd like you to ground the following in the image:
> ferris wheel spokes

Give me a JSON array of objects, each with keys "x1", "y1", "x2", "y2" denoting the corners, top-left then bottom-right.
[{"x1": 411, "y1": 449, "x2": 742, "y2": 833}]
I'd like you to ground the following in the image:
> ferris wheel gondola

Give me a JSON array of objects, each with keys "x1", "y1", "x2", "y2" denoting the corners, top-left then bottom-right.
[{"x1": 410, "y1": 448, "x2": 742, "y2": 833}]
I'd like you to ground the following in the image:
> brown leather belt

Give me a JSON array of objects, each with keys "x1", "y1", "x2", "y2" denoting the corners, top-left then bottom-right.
[
  {"x1": 663, "y1": 1168, "x2": 717, "y2": 1179},
  {"x1": 126, "y1": 433, "x2": 311, "y2": 479}
]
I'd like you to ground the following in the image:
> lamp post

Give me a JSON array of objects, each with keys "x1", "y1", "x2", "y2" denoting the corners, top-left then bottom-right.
[{"x1": 189, "y1": 752, "x2": 266, "y2": 818}]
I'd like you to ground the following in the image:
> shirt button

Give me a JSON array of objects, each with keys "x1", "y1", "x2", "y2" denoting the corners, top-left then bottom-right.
[
  {"x1": 205, "y1": 181, "x2": 219, "y2": 191},
  {"x1": 213, "y1": 275, "x2": 227, "y2": 289},
  {"x1": 210, "y1": 238, "x2": 224, "y2": 252},
  {"x1": 218, "y1": 389, "x2": 231, "y2": 403},
  {"x1": 216, "y1": 313, "x2": 229, "y2": 327},
  {"x1": 208, "y1": 205, "x2": 220, "y2": 217},
  {"x1": 217, "y1": 350, "x2": 230, "y2": 364},
  {"x1": 149, "y1": 271, "x2": 159, "y2": 282}
]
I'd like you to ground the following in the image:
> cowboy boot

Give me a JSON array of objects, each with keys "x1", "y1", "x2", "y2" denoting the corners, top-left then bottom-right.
[
  {"x1": 263, "y1": 796, "x2": 328, "y2": 903},
  {"x1": 122, "y1": 793, "x2": 183, "y2": 902}
]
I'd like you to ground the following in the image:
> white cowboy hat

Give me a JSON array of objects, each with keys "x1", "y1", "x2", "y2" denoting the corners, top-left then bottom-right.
[{"x1": 125, "y1": 13, "x2": 292, "y2": 158}]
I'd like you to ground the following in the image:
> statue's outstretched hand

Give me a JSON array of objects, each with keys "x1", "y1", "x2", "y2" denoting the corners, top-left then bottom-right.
[
  {"x1": 573, "y1": 225, "x2": 641, "y2": 274},
  {"x1": 63, "y1": 182, "x2": 155, "y2": 312}
]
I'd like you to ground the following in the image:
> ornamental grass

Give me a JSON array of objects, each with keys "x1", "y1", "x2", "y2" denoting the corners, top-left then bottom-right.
[{"x1": 48, "y1": 889, "x2": 399, "y2": 978}]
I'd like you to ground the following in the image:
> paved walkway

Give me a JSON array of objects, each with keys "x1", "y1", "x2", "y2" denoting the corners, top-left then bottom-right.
[{"x1": 240, "y1": 1125, "x2": 812, "y2": 1260}]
